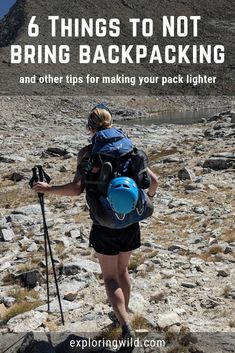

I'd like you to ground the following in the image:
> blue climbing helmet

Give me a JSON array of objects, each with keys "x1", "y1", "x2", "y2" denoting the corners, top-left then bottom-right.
[{"x1": 107, "y1": 177, "x2": 139, "y2": 214}]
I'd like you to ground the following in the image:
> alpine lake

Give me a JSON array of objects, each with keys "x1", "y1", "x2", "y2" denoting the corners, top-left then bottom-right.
[{"x1": 118, "y1": 107, "x2": 232, "y2": 126}]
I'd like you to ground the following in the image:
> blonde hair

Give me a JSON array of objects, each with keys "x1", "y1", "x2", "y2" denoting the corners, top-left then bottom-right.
[{"x1": 87, "y1": 107, "x2": 112, "y2": 131}]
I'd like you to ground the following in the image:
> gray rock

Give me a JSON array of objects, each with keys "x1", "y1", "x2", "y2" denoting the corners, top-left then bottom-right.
[
  {"x1": 203, "y1": 168, "x2": 212, "y2": 174},
  {"x1": 207, "y1": 111, "x2": 231, "y2": 122},
  {"x1": 69, "y1": 230, "x2": 81, "y2": 239},
  {"x1": 181, "y1": 282, "x2": 197, "y2": 288},
  {"x1": 2, "y1": 296, "x2": 16, "y2": 308},
  {"x1": 150, "y1": 290, "x2": 167, "y2": 303},
  {"x1": 54, "y1": 237, "x2": 71, "y2": 248},
  {"x1": 0, "y1": 154, "x2": 26, "y2": 163},
  {"x1": 158, "y1": 312, "x2": 181, "y2": 328},
  {"x1": 7, "y1": 311, "x2": 48, "y2": 332},
  {"x1": 204, "y1": 128, "x2": 215, "y2": 137},
  {"x1": 157, "y1": 191, "x2": 174, "y2": 206},
  {"x1": 0, "y1": 228, "x2": 15, "y2": 242},
  {"x1": 224, "y1": 246, "x2": 233, "y2": 254},
  {"x1": 217, "y1": 269, "x2": 230, "y2": 277},
  {"x1": 46, "y1": 147, "x2": 68, "y2": 156},
  {"x1": 163, "y1": 157, "x2": 183, "y2": 163},
  {"x1": 136, "y1": 264, "x2": 147, "y2": 272},
  {"x1": 63, "y1": 153, "x2": 73, "y2": 159},
  {"x1": 64, "y1": 292, "x2": 78, "y2": 302},
  {"x1": 178, "y1": 167, "x2": 194, "y2": 181},
  {"x1": 210, "y1": 229, "x2": 222, "y2": 238},
  {"x1": 203, "y1": 158, "x2": 232, "y2": 170},
  {"x1": 165, "y1": 277, "x2": 179, "y2": 288},
  {"x1": 168, "y1": 199, "x2": 191, "y2": 209},
  {"x1": 37, "y1": 299, "x2": 82, "y2": 313},
  {"x1": 16, "y1": 270, "x2": 42, "y2": 289},
  {"x1": 200, "y1": 297, "x2": 221, "y2": 309},
  {"x1": 185, "y1": 183, "x2": 204, "y2": 192},
  {"x1": 51, "y1": 279, "x2": 87, "y2": 298},
  {"x1": 9, "y1": 172, "x2": 25, "y2": 182},
  {"x1": 192, "y1": 237, "x2": 204, "y2": 244},
  {"x1": 168, "y1": 244, "x2": 188, "y2": 252},
  {"x1": 13, "y1": 204, "x2": 49, "y2": 216},
  {"x1": 213, "y1": 152, "x2": 235, "y2": 159},
  {"x1": 190, "y1": 258, "x2": 205, "y2": 267},
  {"x1": 193, "y1": 206, "x2": 206, "y2": 215},
  {"x1": 209, "y1": 237, "x2": 218, "y2": 245},
  {"x1": 62, "y1": 259, "x2": 100, "y2": 275},
  {"x1": 19, "y1": 236, "x2": 30, "y2": 247},
  {"x1": 6, "y1": 214, "x2": 34, "y2": 226},
  {"x1": 0, "y1": 217, "x2": 8, "y2": 228},
  {"x1": 161, "y1": 269, "x2": 175, "y2": 279},
  {"x1": 59, "y1": 166, "x2": 68, "y2": 173},
  {"x1": 129, "y1": 292, "x2": 149, "y2": 313},
  {"x1": 115, "y1": 108, "x2": 144, "y2": 117},
  {"x1": 27, "y1": 242, "x2": 39, "y2": 252},
  {"x1": 83, "y1": 313, "x2": 97, "y2": 321},
  {"x1": 0, "y1": 261, "x2": 11, "y2": 272}
]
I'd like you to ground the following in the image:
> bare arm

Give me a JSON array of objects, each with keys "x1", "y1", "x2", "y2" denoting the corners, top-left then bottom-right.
[
  {"x1": 147, "y1": 167, "x2": 159, "y2": 199},
  {"x1": 32, "y1": 146, "x2": 90, "y2": 196},
  {"x1": 33, "y1": 179, "x2": 85, "y2": 196}
]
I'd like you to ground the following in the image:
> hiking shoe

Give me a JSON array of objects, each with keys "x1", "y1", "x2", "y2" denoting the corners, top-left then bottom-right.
[
  {"x1": 121, "y1": 329, "x2": 136, "y2": 340},
  {"x1": 121, "y1": 324, "x2": 136, "y2": 339},
  {"x1": 98, "y1": 162, "x2": 113, "y2": 196}
]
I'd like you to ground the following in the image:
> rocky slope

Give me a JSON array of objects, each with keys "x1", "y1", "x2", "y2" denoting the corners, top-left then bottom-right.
[
  {"x1": 0, "y1": 0, "x2": 26, "y2": 47},
  {"x1": 0, "y1": 96, "x2": 234, "y2": 352}
]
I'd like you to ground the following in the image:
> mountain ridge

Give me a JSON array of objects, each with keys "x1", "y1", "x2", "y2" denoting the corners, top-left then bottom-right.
[{"x1": 0, "y1": 0, "x2": 234, "y2": 95}]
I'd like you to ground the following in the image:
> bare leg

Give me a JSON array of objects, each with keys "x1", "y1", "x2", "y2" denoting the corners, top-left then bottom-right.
[
  {"x1": 118, "y1": 251, "x2": 132, "y2": 312},
  {"x1": 97, "y1": 253, "x2": 129, "y2": 326}
]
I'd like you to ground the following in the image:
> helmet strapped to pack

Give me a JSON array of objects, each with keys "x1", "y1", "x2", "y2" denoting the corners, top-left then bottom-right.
[{"x1": 107, "y1": 176, "x2": 139, "y2": 214}]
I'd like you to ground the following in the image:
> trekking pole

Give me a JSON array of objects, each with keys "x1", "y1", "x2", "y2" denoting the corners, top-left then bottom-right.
[
  {"x1": 29, "y1": 166, "x2": 65, "y2": 325},
  {"x1": 30, "y1": 167, "x2": 50, "y2": 313},
  {"x1": 39, "y1": 192, "x2": 50, "y2": 313},
  {"x1": 1, "y1": 334, "x2": 26, "y2": 353}
]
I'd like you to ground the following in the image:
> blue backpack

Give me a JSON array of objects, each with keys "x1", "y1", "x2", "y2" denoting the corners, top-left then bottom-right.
[
  {"x1": 84, "y1": 128, "x2": 153, "y2": 229},
  {"x1": 90, "y1": 128, "x2": 150, "y2": 189},
  {"x1": 92, "y1": 127, "x2": 133, "y2": 158}
]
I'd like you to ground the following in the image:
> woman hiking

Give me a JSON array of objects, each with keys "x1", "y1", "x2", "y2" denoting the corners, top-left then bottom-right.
[{"x1": 33, "y1": 104, "x2": 159, "y2": 338}]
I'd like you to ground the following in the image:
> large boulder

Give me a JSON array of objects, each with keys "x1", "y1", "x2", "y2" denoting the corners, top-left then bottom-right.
[
  {"x1": 0, "y1": 228, "x2": 15, "y2": 242},
  {"x1": 203, "y1": 157, "x2": 234, "y2": 170},
  {"x1": 16, "y1": 270, "x2": 42, "y2": 289},
  {"x1": 62, "y1": 259, "x2": 100, "y2": 275},
  {"x1": 158, "y1": 312, "x2": 181, "y2": 329},
  {"x1": 8, "y1": 311, "x2": 48, "y2": 332},
  {"x1": 37, "y1": 299, "x2": 82, "y2": 313},
  {"x1": 178, "y1": 167, "x2": 195, "y2": 181}
]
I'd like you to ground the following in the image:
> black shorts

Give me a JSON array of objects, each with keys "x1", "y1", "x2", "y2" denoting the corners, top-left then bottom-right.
[{"x1": 89, "y1": 222, "x2": 141, "y2": 256}]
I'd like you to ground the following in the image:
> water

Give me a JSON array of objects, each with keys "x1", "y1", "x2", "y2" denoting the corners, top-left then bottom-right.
[
  {"x1": 119, "y1": 108, "x2": 230, "y2": 127},
  {"x1": 0, "y1": 0, "x2": 16, "y2": 19}
]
